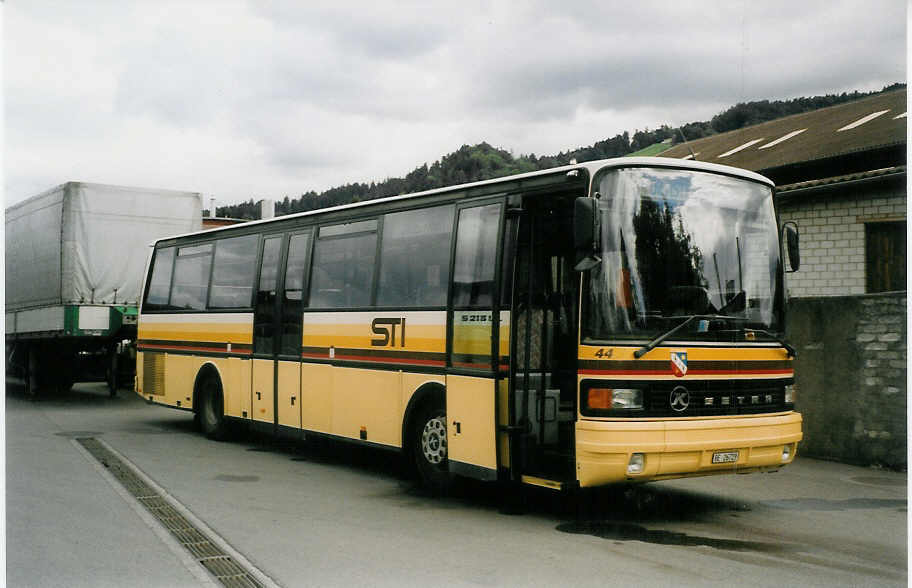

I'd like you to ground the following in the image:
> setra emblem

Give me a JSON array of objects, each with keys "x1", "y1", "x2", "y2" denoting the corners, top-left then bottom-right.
[
  {"x1": 670, "y1": 386, "x2": 690, "y2": 412},
  {"x1": 671, "y1": 351, "x2": 688, "y2": 377}
]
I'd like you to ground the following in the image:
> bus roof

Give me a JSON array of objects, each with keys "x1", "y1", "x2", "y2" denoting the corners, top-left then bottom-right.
[{"x1": 153, "y1": 156, "x2": 774, "y2": 246}]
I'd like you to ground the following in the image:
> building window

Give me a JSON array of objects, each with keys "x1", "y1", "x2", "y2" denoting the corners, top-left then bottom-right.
[{"x1": 866, "y1": 221, "x2": 906, "y2": 293}]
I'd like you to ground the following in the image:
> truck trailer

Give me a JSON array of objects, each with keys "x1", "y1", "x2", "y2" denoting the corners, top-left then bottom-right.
[{"x1": 5, "y1": 182, "x2": 202, "y2": 396}]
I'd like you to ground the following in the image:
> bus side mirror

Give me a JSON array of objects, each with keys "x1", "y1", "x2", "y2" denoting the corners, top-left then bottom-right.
[
  {"x1": 782, "y1": 221, "x2": 800, "y2": 272},
  {"x1": 574, "y1": 197, "x2": 601, "y2": 271}
]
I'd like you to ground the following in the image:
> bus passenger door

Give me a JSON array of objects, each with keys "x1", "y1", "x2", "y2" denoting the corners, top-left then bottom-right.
[
  {"x1": 275, "y1": 232, "x2": 311, "y2": 430},
  {"x1": 252, "y1": 232, "x2": 312, "y2": 432},
  {"x1": 252, "y1": 235, "x2": 283, "y2": 425},
  {"x1": 508, "y1": 193, "x2": 579, "y2": 485},
  {"x1": 446, "y1": 201, "x2": 503, "y2": 481}
]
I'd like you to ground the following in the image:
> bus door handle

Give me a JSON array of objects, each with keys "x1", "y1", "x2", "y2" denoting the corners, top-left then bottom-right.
[
  {"x1": 291, "y1": 397, "x2": 296, "y2": 406},
  {"x1": 256, "y1": 391, "x2": 261, "y2": 400}
]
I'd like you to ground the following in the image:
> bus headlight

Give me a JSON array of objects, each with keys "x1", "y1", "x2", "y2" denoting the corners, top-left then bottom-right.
[{"x1": 585, "y1": 387, "x2": 644, "y2": 411}]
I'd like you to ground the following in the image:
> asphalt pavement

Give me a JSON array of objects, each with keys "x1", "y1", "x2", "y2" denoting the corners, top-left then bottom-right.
[
  {"x1": 6, "y1": 381, "x2": 908, "y2": 587},
  {"x1": 6, "y1": 383, "x2": 208, "y2": 587}
]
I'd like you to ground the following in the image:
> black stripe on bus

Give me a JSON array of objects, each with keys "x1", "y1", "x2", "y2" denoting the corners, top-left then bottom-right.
[
  {"x1": 138, "y1": 339, "x2": 253, "y2": 352},
  {"x1": 138, "y1": 347, "x2": 252, "y2": 360}
]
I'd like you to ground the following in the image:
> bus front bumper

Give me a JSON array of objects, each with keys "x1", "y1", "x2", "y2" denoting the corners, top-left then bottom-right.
[{"x1": 575, "y1": 412, "x2": 802, "y2": 487}]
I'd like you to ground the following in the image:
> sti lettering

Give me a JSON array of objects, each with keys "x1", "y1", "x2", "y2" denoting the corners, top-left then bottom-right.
[{"x1": 371, "y1": 318, "x2": 406, "y2": 347}]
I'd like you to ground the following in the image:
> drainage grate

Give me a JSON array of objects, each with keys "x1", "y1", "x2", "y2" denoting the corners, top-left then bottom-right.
[{"x1": 77, "y1": 437, "x2": 265, "y2": 588}]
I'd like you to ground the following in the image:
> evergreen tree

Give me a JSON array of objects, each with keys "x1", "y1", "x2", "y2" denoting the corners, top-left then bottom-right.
[{"x1": 216, "y1": 83, "x2": 904, "y2": 219}]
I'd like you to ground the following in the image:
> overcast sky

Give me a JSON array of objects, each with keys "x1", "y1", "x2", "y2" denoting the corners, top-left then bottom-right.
[{"x1": 3, "y1": 1, "x2": 907, "y2": 206}]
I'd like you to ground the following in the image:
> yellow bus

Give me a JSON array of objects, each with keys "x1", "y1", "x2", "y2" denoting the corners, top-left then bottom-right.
[{"x1": 136, "y1": 157, "x2": 802, "y2": 492}]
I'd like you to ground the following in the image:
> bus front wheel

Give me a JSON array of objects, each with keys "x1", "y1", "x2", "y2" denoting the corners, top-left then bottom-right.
[
  {"x1": 199, "y1": 376, "x2": 229, "y2": 441},
  {"x1": 412, "y1": 401, "x2": 453, "y2": 493}
]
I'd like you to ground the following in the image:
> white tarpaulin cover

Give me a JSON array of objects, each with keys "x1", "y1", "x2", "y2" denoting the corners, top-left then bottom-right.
[{"x1": 6, "y1": 182, "x2": 202, "y2": 311}]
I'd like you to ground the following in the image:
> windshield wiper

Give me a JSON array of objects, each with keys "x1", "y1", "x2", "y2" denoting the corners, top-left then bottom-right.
[
  {"x1": 634, "y1": 314, "x2": 716, "y2": 358},
  {"x1": 744, "y1": 329, "x2": 798, "y2": 358},
  {"x1": 633, "y1": 316, "x2": 798, "y2": 359}
]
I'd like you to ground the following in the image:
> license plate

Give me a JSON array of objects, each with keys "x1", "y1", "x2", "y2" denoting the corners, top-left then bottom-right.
[{"x1": 712, "y1": 451, "x2": 739, "y2": 464}]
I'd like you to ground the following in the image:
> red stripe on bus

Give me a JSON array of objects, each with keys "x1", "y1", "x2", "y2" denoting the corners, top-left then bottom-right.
[{"x1": 301, "y1": 352, "x2": 445, "y2": 367}]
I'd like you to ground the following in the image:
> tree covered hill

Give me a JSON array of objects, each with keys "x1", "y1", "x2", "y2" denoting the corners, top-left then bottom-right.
[{"x1": 216, "y1": 83, "x2": 904, "y2": 219}]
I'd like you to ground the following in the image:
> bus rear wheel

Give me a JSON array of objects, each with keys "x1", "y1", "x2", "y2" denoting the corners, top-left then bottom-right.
[
  {"x1": 199, "y1": 376, "x2": 229, "y2": 441},
  {"x1": 412, "y1": 401, "x2": 453, "y2": 493}
]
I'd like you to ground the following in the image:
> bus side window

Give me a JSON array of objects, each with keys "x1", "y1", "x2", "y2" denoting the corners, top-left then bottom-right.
[
  {"x1": 145, "y1": 246, "x2": 176, "y2": 309},
  {"x1": 254, "y1": 236, "x2": 282, "y2": 353},
  {"x1": 170, "y1": 244, "x2": 213, "y2": 311},
  {"x1": 451, "y1": 203, "x2": 502, "y2": 368},
  {"x1": 377, "y1": 205, "x2": 454, "y2": 308},
  {"x1": 208, "y1": 234, "x2": 258, "y2": 309},
  {"x1": 281, "y1": 232, "x2": 311, "y2": 355},
  {"x1": 309, "y1": 221, "x2": 377, "y2": 309},
  {"x1": 453, "y1": 204, "x2": 500, "y2": 308}
]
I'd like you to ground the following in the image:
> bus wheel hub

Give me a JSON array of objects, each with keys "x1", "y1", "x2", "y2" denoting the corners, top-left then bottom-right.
[{"x1": 421, "y1": 417, "x2": 447, "y2": 464}]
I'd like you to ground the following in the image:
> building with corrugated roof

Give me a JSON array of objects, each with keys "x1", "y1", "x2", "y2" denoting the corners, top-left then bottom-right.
[
  {"x1": 661, "y1": 88, "x2": 906, "y2": 297},
  {"x1": 660, "y1": 88, "x2": 907, "y2": 469}
]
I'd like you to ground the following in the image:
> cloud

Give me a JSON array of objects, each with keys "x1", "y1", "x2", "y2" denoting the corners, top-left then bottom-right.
[{"x1": 4, "y1": 0, "x2": 906, "y2": 206}]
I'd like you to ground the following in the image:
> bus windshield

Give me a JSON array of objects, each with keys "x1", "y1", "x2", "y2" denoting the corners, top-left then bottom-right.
[{"x1": 582, "y1": 166, "x2": 784, "y2": 344}]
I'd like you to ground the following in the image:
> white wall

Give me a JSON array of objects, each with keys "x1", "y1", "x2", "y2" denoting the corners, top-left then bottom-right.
[{"x1": 779, "y1": 184, "x2": 906, "y2": 297}]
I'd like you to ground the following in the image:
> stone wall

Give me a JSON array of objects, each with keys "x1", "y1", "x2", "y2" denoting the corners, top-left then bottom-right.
[
  {"x1": 788, "y1": 292, "x2": 906, "y2": 468},
  {"x1": 778, "y1": 183, "x2": 906, "y2": 297}
]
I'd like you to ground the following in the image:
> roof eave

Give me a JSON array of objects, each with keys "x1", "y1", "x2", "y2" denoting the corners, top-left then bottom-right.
[{"x1": 776, "y1": 166, "x2": 907, "y2": 199}]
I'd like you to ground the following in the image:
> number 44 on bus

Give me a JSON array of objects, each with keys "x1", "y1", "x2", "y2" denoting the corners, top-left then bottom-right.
[{"x1": 136, "y1": 157, "x2": 802, "y2": 493}]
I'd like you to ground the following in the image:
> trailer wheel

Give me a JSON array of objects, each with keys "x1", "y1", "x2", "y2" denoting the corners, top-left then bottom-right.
[
  {"x1": 411, "y1": 399, "x2": 453, "y2": 494},
  {"x1": 55, "y1": 375, "x2": 74, "y2": 394},
  {"x1": 54, "y1": 356, "x2": 75, "y2": 394},
  {"x1": 106, "y1": 350, "x2": 118, "y2": 397},
  {"x1": 199, "y1": 375, "x2": 229, "y2": 441},
  {"x1": 25, "y1": 346, "x2": 40, "y2": 399}
]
